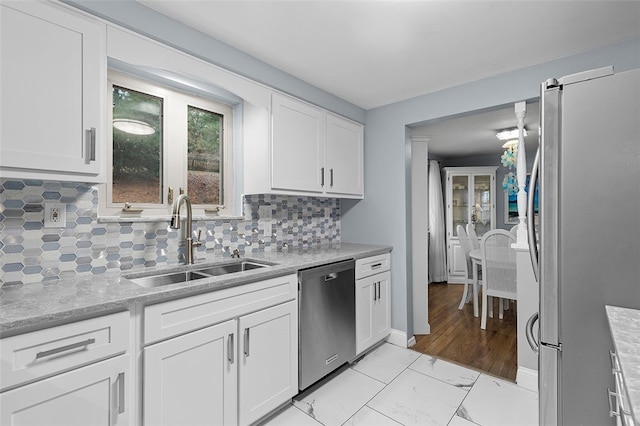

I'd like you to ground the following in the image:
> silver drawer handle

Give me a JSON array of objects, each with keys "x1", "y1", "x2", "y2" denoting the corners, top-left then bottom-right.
[
  {"x1": 244, "y1": 328, "x2": 250, "y2": 357},
  {"x1": 35, "y1": 338, "x2": 96, "y2": 359},
  {"x1": 371, "y1": 263, "x2": 382, "y2": 269},
  {"x1": 609, "y1": 350, "x2": 621, "y2": 373},
  {"x1": 608, "y1": 388, "x2": 620, "y2": 417},
  {"x1": 117, "y1": 372, "x2": 125, "y2": 414},
  {"x1": 228, "y1": 333, "x2": 235, "y2": 364}
]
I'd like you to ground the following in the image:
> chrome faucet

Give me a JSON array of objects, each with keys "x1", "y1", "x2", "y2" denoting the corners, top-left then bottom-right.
[{"x1": 169, "y1": 194, "x2": 201, "y2": 264}]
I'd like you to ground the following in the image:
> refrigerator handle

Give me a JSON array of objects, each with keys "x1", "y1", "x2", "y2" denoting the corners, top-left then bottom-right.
[
  {"x1": 527, "y1": 147, "x2": 540, "y2": 282},
  {"x1": 525, "y1": 312, "x2": 539, "y2": 353}
]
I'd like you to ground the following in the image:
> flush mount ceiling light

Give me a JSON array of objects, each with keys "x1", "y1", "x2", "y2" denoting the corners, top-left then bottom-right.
[
  {"x1": 496, "y1": 128, "x2": 527, "y2": 141},
  {"x1": 113, "y1": 119, "x2": 155, "y2": 135}
]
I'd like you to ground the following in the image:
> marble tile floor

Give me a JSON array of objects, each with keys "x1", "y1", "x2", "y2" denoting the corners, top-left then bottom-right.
[{"x1": 261, "y1": 342, "x2": 538, "y2": 426}]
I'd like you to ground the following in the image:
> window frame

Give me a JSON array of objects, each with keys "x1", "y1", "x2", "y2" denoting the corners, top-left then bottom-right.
[{"x1": 101, "y1": 70, "x2": 234, "y2": 218}]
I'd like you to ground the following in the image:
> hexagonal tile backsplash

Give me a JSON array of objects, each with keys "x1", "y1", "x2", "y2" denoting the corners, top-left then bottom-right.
[{"x1": 0, "y1": 179, "x2": 340, "y2": 285}]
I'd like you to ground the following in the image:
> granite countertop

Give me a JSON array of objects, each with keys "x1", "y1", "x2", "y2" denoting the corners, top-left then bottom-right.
[
  {"x1": 606, "y1": 305, "x2": 640, "y2": 423},
  {"x1": 0, "y1": 242, "x2": 391, "y2": 337}
]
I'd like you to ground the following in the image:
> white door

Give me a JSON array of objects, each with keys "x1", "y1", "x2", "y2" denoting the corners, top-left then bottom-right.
[
  {"x1": 0, "y1": 2, "x2": 103, "y2": 176},
  {"x1": 238, "y1": 301, "x2": 298, "y2": 426},
  {"x1": 271, "y1": 93, "x2": 325, "y2": 193},
  {"x1": 144, "y1": 320, "x2": 237, "y2": 426},
  {"x1": 0, "y1": 355, "x2": 130, "y2": 426},
  {"x1": 326, "y1": 114, "x2": 364, "y2": 197}
]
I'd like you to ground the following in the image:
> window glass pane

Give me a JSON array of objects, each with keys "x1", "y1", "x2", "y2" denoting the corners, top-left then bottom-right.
[
  {"x1": 473, "y1": 175, "x2": 492, "y2": 236},
  {"x1": 112, "y1": 85, "x2": 163, "y2": 204},
  {"x1": 451, "y1": 175, "x2": 469, "y2": 236},
  {"x1": 187, "y1": 105, "x2": 223, "y2": 205}
]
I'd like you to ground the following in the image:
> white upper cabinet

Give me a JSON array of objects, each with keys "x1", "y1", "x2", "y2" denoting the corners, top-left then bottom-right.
[
  {"x1": 271, "y1": 93, "x2": 326, "y2": 193},
  {"x1": 245, "y1": 92, "x2": 364, "y2": 199},
  {"x1": 0, "y1": 1, "x2": 106, "y2": 182},
  {"x1": 326, "y1": 113, "x2": 364, "y2": 197}
]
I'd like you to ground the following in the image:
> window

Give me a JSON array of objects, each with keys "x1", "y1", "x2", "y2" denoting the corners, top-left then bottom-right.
[{"x1": 101, "y1": 71, "x2": 234, "y2": 217}]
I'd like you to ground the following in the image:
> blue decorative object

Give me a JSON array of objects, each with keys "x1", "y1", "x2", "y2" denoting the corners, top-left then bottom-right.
[{"x1": 502, "y1": 172, "x2": 518, "y2": 196}]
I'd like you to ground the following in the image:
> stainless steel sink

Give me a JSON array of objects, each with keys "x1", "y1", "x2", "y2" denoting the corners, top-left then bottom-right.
[
  {"x1": 194, "y1": 261, "x2": 267, "y2": 276},
  {"x1": 131, "y1": 271, "x2": 210, "y2": 288},
  {"x1": 126, "y1": 260, "x2": 272, "y2": 288}
]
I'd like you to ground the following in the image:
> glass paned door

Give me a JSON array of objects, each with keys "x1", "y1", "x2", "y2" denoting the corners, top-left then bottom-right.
[
  {"x1": 472, "y1": 174, "x2": 492, "y2": 236},
  {"x1": 451, "y1": 175, "x2": 469, "y2": 236}
]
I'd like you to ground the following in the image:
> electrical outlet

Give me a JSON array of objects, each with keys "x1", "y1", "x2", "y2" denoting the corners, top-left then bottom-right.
[{"x1": 44, "y1": 202, "x2": 66, "y2": 228}]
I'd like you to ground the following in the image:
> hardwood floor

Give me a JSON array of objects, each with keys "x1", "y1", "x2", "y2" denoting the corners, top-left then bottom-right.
[{"x1": 411, "y1": 282, "x2": 518, "y2": 382}]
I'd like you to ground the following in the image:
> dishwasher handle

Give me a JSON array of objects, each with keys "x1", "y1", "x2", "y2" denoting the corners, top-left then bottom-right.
[{"x1": 324, "y1": 272, "x2": 338, "y2": 281}]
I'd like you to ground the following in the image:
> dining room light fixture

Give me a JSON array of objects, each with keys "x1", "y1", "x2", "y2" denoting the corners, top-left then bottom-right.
[
  {"x1": 501, "y1": 139, "x2": 519, "y2": 150},
  {"x1": 113, "y1": 118, "x2": 155, "y2": 135},
  {"x1": 496, "y1": 128, "x2": 527, "y2": 141}
]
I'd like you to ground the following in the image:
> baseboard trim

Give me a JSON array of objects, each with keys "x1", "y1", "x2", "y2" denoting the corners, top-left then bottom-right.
[
  {"x1": 516, "y1": 366, "x2": 538, "y2": 392},
  {"x1": 386, "y1": 329, "x2": 415, "y2": 348}
]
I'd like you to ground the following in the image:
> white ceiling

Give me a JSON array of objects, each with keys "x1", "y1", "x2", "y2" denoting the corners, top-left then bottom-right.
[{"x1": 138, "y1": 0, "x2": 640, "y2": 110}]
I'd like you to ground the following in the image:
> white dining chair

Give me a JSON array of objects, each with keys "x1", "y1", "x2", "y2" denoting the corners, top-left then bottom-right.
[
  {"x1": 466, "y1": 223, "x2": 480, "y2": 250},
  {"x1": 479, "y1": 229, "x2": 517, "y2": 330},
  {"x1": 457, "y1": 225, "x2": 480, "y2": 311}
]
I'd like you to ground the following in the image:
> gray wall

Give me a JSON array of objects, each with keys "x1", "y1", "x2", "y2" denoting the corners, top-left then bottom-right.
[{"x1": 342, "y1": 37, "x2": 640, "y2": 338}]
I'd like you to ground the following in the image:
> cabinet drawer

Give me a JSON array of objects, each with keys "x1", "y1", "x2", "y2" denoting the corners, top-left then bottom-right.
[
  {"x1": 144, "y1": 274, "x2": 297, "y2": 345},
  {"x1": 1, "y1": 311, "x2": 129, "y2": 391},
  {"x1": 356, "y1": 253, "x2": 390, "y2": 279}
]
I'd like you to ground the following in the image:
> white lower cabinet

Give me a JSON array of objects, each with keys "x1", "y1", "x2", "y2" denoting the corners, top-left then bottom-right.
[
  {"x1": 0, "y1": 354, "x2": 130, "y2": 426},
  {"x1": 238, "y1": 300, "x2": 298, "y2": 426},
  {"x1": 355, "y1": 254, "x2": 391, "y2": 355},
  {"x1": 0, "y1": 311, "x2": 131, "y2": 426},
  {"x1": 144, "y1": 320, "x2": 238, "y2": 426},
  {"x1": 142, "y1": 273, "x2": 298, "y2": 426}
]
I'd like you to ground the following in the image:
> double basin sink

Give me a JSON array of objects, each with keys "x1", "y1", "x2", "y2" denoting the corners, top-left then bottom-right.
[{"x1": 126, "y1": 260, "x2": 273, "y2": 288}]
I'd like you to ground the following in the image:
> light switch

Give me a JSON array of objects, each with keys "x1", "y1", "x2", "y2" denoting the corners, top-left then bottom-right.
[{"x1": 44, "y1": 202, "x2": 66, "y2": 228}]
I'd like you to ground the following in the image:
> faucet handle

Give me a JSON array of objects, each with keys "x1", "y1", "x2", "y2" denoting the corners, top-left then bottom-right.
[
  {"x1": 192, "y1": 230, "x2": 203, "y2": 248},
  {"x1": 232, "y1": 249, "x2": 240, "y2": 258}
]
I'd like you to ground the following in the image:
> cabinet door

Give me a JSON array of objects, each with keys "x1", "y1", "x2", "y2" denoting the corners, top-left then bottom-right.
[
  {"x1": 238, "y1": 301, "x2": 298, "y2": 426},
  {"x1": 326, "y1": 114, "x2": 364, "y2": 197},
  {"x1": 144, "y1": 320, "x2": 237, "y2": 426},
  {"x1": 372, "y1": 271, "x2": 391, "y2": 343},
  {"x1": 356, "y1": 272, "x2": 391, "y2": 355},
  {"x1": 447, "y1": 238, "x2": 466, "y2": 283},
  {"x1": 356, "y1": 274, "x2": 376, "y2": 355},
  {"x1": 271, "y1": 93, "x2": 325, "y2": 193},
  {"x1": 0, "y1": 354, "x2": 130, "y2": 426},
  {"x1": 0, "y1": 2, "x2": 103, "y2": 178}
]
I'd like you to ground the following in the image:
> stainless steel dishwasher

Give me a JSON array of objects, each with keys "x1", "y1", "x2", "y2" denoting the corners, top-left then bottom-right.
[{"x1": 298, "y1": 259, "x2": 356, "y2": 390}]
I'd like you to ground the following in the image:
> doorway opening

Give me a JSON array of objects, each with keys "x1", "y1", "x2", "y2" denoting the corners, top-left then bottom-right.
[{"x1": 408, "y1": 101, "x2": 539, "y2": 382}]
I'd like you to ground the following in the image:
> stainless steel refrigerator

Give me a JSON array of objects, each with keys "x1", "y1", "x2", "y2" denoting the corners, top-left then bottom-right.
[{"x1": 527, "y1": 66, "x2": 640, "y2": 426}]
